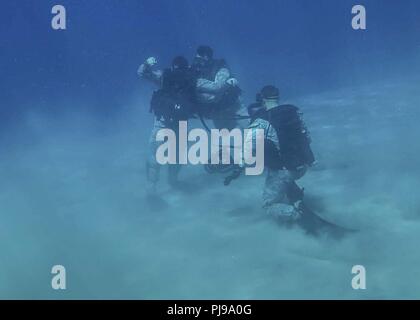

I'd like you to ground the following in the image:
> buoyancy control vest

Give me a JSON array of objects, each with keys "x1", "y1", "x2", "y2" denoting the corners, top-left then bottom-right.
[
  {"x1": 258, "y1": 104, "x2": 315, "y2": 170},
  {"x1": 193, "y1": 58, "x2": 242, "y2": 109},
  {"x1": 150, "y1": 68, "x2": 197, "y2": 125},
  {"x1": 192, "y1": 58, "x2": 227, "y2": 81}
]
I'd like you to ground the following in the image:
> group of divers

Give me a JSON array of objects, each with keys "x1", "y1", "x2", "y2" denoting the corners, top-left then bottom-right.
[{"x1": 138, "y1": 45, "x2": 349, "y2": 236}]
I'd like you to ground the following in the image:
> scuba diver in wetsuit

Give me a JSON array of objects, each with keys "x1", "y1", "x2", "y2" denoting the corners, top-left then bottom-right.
[
  {"x1": 138, "y1": 56, "x2": 197, "y2": 194},
  {"x1": 225, "y1": 85, "x2": 316, "y2": 223},
  {"x1": 191, "y1": 45, "x2": 242, "y2": 130}
]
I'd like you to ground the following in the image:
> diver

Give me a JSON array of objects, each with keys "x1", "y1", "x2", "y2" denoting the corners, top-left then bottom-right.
[
  {"x1": 225, "y1": 85, "x2": 316, "y2": 224},
  {"x1": 138, "y1": 55, "x2": 197, "y2": 194},
  {"x1": 191, "y1": 45, "x2": 242, "y2": 130}
]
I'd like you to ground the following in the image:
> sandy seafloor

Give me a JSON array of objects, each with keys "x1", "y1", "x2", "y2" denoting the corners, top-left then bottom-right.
[{"x1": 1, "y1": 77, "x2": 420, "y2": 299}]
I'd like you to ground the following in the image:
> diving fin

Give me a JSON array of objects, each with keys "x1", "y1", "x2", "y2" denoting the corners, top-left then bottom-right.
[{"x1": 298, "y1": 203, "x2": 357, "y2": 238}]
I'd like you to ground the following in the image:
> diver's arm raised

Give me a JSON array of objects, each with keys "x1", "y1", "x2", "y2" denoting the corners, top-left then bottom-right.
[{"x1": 137, "y1": 57, "x2": 163, "y2": 86}]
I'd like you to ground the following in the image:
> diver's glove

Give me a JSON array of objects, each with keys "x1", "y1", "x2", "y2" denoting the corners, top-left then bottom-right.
[
  {"x1": 226, "y1": 78, "x2": 239, "y2": 87},
  {"x1": 224, "y1": 166, "x2": 244, "y2": 186},
  {"x1": 146, "y1": 57, "x2": 158, "y2": 66},
  {"x1": 137, "y1": 57, "x2": 158, "y2": 77}
]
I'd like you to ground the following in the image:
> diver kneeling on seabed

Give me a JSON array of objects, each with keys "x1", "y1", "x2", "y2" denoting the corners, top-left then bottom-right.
[{"x1": 223, "y1": 85, "x2": 345, "y2": 235}]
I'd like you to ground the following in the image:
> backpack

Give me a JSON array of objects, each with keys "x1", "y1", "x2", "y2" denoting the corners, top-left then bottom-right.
[
  {"x1": 150, "y1": 68, "x2": 196, "y2": 124},
  {"x1": 261, "y1": 104, "x2": 315, "y2": 170}
]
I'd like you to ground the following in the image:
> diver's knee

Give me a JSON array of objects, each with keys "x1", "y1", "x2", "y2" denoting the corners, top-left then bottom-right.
[{"x1": 264, "y1": 202, "x2": 302, "y2": 223}]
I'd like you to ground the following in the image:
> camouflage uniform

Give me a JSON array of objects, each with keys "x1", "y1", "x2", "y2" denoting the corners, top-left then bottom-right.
[
  {"x1": 195, "y1": 65, "x2": 241, "y2": 130},
  {"x1": 245, "y1": 117, "x2": 307, "y2": 222},
  {"x1": 138, "y1": 64, "x2": 180, "y2": 193}
]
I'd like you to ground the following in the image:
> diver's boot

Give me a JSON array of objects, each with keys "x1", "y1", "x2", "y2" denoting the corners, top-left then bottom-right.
[
  {"x1": 294, "y1": 200, "x2": 327, "y2": 236},
  {"x1": 265, "y1": 202, "x2": 302, "y2": 226}
]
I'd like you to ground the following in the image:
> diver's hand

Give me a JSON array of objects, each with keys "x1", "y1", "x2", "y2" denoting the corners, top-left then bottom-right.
[
  {"x1": 137, "y1": 57, "x2": 158, "y2": 77},
  {"x1": 224, "y1": 167, "x2": 243, "y2": 186},
  {"x1": 226, "y1": 78, "x2": 238, "y2": 86},
  {"x1": 146, "y1": 57, "x2": 158, "y2": 66},
  {"x1": 224, "y1": 176, "x2": 234, "y2": 186}
]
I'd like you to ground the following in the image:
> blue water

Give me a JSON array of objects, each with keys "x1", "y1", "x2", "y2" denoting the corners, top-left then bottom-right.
[{"x1": 1, "y1": 0, "x2": 420, "y2": 299}]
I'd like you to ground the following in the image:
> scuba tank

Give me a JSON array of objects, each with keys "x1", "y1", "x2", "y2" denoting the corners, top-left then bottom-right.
[
  {"x1": 150, "y1": 67, "x2": 197, "y2": 125},
  {"x1": 260, "y1": 104, "x2": 316, "y2": 171}
]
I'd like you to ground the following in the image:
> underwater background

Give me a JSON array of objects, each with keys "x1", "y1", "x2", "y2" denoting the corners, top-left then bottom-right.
[{"x1": 1, "y1": 0, "x2": 420, "y2": 299}]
